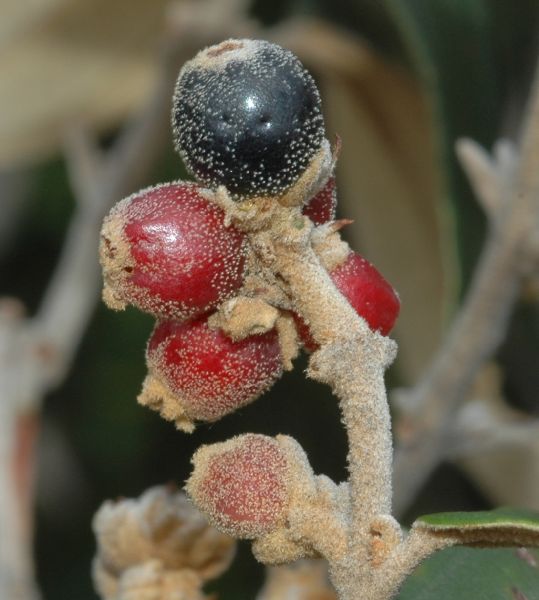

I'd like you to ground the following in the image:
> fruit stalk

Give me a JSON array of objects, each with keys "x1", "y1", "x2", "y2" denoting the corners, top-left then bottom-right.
[{"x1": 245, "y1": 203, "x2": 397, "y2": 595}]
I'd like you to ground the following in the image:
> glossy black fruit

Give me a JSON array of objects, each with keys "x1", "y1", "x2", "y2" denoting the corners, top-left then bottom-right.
[{"x1": 172, "y1": 39, "x2": 326, "y2": 200}]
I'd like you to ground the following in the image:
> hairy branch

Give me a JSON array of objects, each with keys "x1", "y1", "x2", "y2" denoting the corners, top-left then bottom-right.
[
  {"x1": 0, "y1": 22, "x2": 187, "y2": 600},
  {"x1": 392, "y1": 56, "x2": 539, "y2": 517},
  {"x1": 445, "y1": 397, "x2": 539, "y2": 460}
]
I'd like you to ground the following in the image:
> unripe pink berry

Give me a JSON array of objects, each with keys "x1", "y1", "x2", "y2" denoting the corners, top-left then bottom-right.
[
  {"x1": 141, "y1": 317, "x2": 283, "y2": 429},
  {"x1": 295, "y1": 251, "x2": 400, "y2": 350},
  {"x1": 100, "y1": 182, "x2": 246, "y2": 320},
  {"x1": 186, "y1": 434, "x2": 289, "y2": 538},
  {"x1": 302, "y1": 176, "x2": 337, "y2": 225}
]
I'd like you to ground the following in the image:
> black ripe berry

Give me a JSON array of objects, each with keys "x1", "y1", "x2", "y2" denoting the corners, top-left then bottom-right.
[{"x1": 172, "y1": 39, "x2": 326, "y2": 200}]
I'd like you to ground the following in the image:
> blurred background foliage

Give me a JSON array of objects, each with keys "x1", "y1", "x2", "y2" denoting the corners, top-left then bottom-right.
[{"x1": 1, "y1": 0, "x2": 538, "y2": 598}]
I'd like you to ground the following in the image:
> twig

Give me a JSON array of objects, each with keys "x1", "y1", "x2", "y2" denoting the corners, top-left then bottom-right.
[
  {"x1": 0, "y1": 300, "x2": 40, "y2": 600},
  {"x1": 445, "y1": 398, "x2": 539, "y2": 460},
  {"x1": 372, "y1": 527, "x2": 456, "y2": 599},
  {"x1": 198, "y1": 152, "x2": 399, "y2": 597},
  {"x1": 454, "y1": 138, "x2": 517, "y2": 221},
  {"x1": 392, "y1": 56, "x2": 539, "y2": 518},
  {"x1": 0, "y1": 21, "x2": 185, "y2": 600}
]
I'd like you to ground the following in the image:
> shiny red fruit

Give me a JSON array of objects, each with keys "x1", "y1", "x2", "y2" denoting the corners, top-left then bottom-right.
[
  {"x1": 302, "y1": 176, "x2": 337, "y2": 225},
  {"x1": 144, "y1": 317, "x2": 283, "y2": 426},
  {"x1": 100, "y1": 182, "x2": 246, "y2": 320},
  {"x1": 295, "y1": 252, "x2": 400, "y2": 350}
]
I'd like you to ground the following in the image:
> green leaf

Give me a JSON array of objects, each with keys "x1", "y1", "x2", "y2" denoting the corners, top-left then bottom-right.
[
  {"x1": 418, "y1": 507, "x2": 539, "y2": 530},
  {"x1": 398, "y1": 546, "x2": 539, "y2": 600},
  {"x1": 415, "y1": 507, "x2": 539, "y2": 547}
]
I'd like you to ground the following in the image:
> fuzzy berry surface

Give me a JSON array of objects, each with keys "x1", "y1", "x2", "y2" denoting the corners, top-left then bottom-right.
[
  {"x1": 172, "y1": 39, "x2": 325, "y2": 200},
  {"x1": 302, "y1": 176, "x2": 337, "y2": 225},
  {"x1": 146, "y1": 317, "x2": 283, "y2": 423},
  {"x1": 100, "y1": 182, "x2": 246, "y2": 320},
  {"x1": 188, "y1": 434, "x2": 288, "y2": 538},
  {"x1": 295, "y1": 252, "x2": 400, "y2": 350}
]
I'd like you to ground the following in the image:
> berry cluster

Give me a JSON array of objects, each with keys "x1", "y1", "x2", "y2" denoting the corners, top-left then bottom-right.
[
  {"x1": 99, "y1": 39, "x2": 400, "y2": 438},
  {"x1": 100, "y1": 182, "x2": 284, "y2": 432}
]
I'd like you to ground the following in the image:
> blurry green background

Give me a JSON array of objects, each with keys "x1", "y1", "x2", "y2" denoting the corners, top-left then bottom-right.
[{"x1": 1, "y1": 0, "x2": 539, "y2": 598}]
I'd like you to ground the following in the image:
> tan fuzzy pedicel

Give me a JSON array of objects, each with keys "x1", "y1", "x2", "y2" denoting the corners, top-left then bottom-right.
[
  {"x1": 138, "y1": 374, "x2": 195, "y2": 433},
  {"x1": 208, "y1": 297, "x2": 280, "y2": 340},
  {"x1": 99, "y1": 210, "x2": 134, "y2": 311}
]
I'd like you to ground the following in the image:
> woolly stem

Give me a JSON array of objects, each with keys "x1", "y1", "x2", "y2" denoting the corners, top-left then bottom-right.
[
  {"x1": 248, "y1": 207, "x2": 397, "y2": 596},
  {"x1": 371, "y1": 528, "x2": 457, "y2": 599},
  {"x1": 276, "y1": 232, "x2": 394, "y2": 517}
]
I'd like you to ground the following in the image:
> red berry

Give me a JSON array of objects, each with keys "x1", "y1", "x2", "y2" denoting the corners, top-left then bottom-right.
[
  {"x1": 141, "y1": 317, "x2": 283, "y2": 429},
  {"x1": 302, "y1": 176, "x2": 337, "y2": 225},
  {"x1": 187, "y1": 434, "x2": 288, "y2": 538},
  {"x1": 100, "y1": 182, "x2": 246, "y2": 320},
  {"x1": 295, "y1": 252, "x2": 400, "y2": 350}
]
